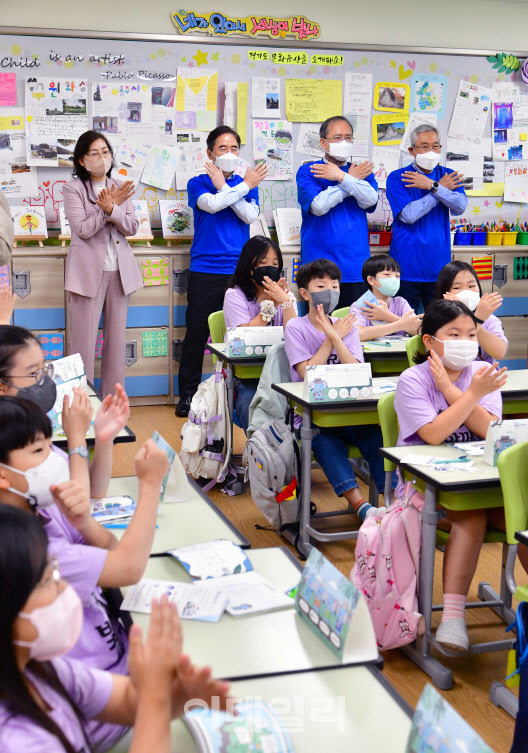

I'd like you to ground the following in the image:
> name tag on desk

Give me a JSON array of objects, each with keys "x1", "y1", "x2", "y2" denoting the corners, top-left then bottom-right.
[
  {"x1": 304, "y1": 363, "x2": 372, "y2": 403},
  {"x1": 226, "y1": 325, "x2": 284, "y2": 357}
]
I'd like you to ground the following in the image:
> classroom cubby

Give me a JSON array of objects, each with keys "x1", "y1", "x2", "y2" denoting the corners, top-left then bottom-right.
[{"x1": 11, "y1": 254, "x2": 66, "y2": 331}]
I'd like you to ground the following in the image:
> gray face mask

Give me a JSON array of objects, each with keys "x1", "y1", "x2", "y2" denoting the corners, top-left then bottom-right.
[{"x1": 310, "y1": 289, "x2": 340, "y2": 315}]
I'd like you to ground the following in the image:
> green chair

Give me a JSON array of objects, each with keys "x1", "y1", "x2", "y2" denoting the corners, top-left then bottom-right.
[
  {"x1": 377, "y1": 392, "x2": 399, "y2": 505},
  {"x1": 406, "y1": 334, "x2": 425, "y2": 367},
  {"x1": 208, "y1": 310, "x2": 262, "y2": 379},
  {"x1": 333, "y1": 306, "x2": 349, "y2": 319}
]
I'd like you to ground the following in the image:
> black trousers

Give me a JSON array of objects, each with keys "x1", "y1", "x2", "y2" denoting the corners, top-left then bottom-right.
[
  {"x1": 398, "y1": 280, "x2": 437, "y2": 314},
  {"x1": 337, "y1": 281, "x2": 368, "y2": 310},
  {"x1": 178, "y1": 271, "x2": 231, "y2": 398}
]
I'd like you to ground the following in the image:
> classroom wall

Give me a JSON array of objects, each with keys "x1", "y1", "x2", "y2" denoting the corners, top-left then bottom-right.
[{"x1": 2, "y1": 0, "x2": 528, "y2": 53}]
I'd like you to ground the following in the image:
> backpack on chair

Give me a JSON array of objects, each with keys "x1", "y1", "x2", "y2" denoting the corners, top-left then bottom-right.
[
  {"x1": 179, "y1": 363, "x2": 231, "y2": 488},
  {"x1": 351, "y1": 480, "x2": 424, "y2": 651}
]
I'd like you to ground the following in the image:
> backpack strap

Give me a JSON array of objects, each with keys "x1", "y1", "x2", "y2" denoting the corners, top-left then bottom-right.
[{"x1": 276, "y1": 476, "x2": 298, "y2": 503}]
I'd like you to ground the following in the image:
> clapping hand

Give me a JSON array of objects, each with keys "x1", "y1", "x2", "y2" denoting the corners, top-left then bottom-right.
[{"x1": 107, "y1": 181, "x2": 135, "y2": 206}]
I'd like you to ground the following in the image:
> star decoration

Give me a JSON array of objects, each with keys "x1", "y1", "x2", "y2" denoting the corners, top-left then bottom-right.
[
  {"x1": 181, "y1": 56, "x2": 187, "y2": 63},
  {"x1": 211, "y1": 52, "x2": 219, "y2": 62},
  {"x1": 472, "y1": 205, "x2": 481, "y2": 215},
  {"x1": 484, "y1": 200, "x2": 490, "y2": 207},
  {"x1": 390, "y1": 60, "x2": 396, "y2": 68},
  {"x1": 193, "y1": 49, "x2": 208, "y2": 67}
]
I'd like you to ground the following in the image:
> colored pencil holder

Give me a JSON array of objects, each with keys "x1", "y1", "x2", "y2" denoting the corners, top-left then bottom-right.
[
  {"x1": 486, "y1": 231, "x2": 503, "y2": 245},
  {"x1": 471, "y1": 231, "x2": 487, "y2": 245},
  {"x1": 502, "y1": 231, "x2": 517, "y2": 245},
  {"x1": 368, "y1": 231, "x2": 392, "y2": 246},
  {"x1": 517, "y1": 231, "x2": 528, "y2": 245},
  {"x1": 454, "y1": 232, "x2": 471, "y2": 245}
]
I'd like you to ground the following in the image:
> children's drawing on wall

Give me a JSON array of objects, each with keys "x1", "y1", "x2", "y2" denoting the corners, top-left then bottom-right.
[
  {"x1": 253, "y1": 120, "x2": 293, "y2": 180},
  {"x1": 10, "y1": 205, "x2": 48, "y2": 237},
  {"x1": 159, "y1": 199, "x2": 194, "y2": 238}
]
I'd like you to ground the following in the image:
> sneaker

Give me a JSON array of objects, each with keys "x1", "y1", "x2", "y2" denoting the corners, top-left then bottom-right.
[
  {"x1": 436, "y1": 618, "x2": 469, "y2": 654},
  {"x1": 175, "y1": 395, "x2": 192, "y2": 417}
]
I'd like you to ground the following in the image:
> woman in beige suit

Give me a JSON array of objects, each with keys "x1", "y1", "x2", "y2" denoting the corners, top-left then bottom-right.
[{"x1": 63, "y1": 130, "x2": 142, "y2": 397}]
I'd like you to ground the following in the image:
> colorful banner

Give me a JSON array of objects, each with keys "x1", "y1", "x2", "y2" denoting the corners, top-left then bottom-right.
[{"x1": 171, "y1": 11, "x2": 320, "y2": 40}]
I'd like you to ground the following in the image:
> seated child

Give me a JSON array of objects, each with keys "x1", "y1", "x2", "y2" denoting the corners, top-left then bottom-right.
[
  {"x1": 435, "y1": 260, "x2": 507, "y2": 363},
  {"x1": 394, "y1": 299, "x2": 509, "y2": 653},
  {"x1": 0, "y1": 504, "x2": 231, "y2": 753},
  {"x1": 0, "y1": 324, "x2": 129, "y2": 499},
  {"x1": 0, "y1": 395, "x2": 170, "y2": 751},
  {"x1": 350, "y1": 254, "x2": 422, "y2": 341},
  {"x1": 284, "y1": 259, "x2": 386, "y2": 520},
  {"x1": 224, "y1": 235, "x2": 297, "y2": 431}
]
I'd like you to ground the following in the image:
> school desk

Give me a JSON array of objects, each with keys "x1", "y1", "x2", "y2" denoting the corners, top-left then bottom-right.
[
  {"x1": 502, "y1": 368, "x2": 528, "y2": 415},
  {"x1": 161, "y1": 664, "x2": 412, "y2": 753},
  {"x1": 105, "y1": 475, "x2": 249, "y2": 554},
  {"x1": 122, "y1": 546, "x2": 381, "y2": 681},
  {"x1": 362, "y1": 336, "x2": 410, "y2": 376},
  {"x1": 379, "y1": 443, "x2": 514, "y2": 691},
  {"x1": 272, "y1": 379, "x2": 399, "y2": 558},
  {"x1": 52, "y1": 383, "x2": 135, "y2": 449}
]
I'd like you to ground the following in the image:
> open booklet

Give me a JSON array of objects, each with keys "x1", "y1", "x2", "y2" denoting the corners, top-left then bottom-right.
[
  {"x1": 167, "y1": 539, "x2": 253, "y2": 579},
  {"x1": 48, "y1": 353, "x2": 88, "y2": 432},
  {"x1": 90, "y1": 496, "x2": 136, "y2": 523},
  {"x1": 184, "y1": 699, "x2": 294, "y2": 753},
  {"x1": 152, "y1": 430, "x2": 190, "y2": 502}
]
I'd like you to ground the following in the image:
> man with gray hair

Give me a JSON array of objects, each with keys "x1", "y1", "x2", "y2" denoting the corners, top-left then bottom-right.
[{"x1": 386, "y1": 124, "x2": 467, "y2": 311}]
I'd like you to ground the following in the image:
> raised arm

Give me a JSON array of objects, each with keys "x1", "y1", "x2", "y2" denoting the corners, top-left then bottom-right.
[{"x1": 62, "y1": 183, "x2": 107, "y2": 239}]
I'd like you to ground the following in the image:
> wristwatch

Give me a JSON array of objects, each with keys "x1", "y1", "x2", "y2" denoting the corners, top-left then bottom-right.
[
  {"x1": 430, "y1": 181, "x2": 440, "y2": 194},
  {"x1": 68, "y1": 445, "x2": 89, "y2": 460}
]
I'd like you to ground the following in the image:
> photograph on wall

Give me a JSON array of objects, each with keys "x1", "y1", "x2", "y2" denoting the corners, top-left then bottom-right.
[
  {"x1": 372, "y1": 114, "x2": 409, "y2": 146},
  {"x1": 373, "y1": 81, "x2": 410, "y2": 113}
]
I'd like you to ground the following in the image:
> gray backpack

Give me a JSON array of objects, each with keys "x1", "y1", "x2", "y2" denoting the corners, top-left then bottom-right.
[{"x1": 245, "y1": 419, "x2": 300, "y2": 529}]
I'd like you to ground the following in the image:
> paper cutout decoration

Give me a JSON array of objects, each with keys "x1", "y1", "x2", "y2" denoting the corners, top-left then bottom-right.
[
  {"x1": 37, "y1": 333, "x2": 64, "y2": 360},
  {"x1": 487, "y1": 52, "x2": 520, "y2": 74},
  {"x1": 372, "y1": 114, "x2": 409, "y2": 146},
  {"x1": 373, "y1": 82, "x2": 410, "y2": 113},
  {"x1": 142, "y1": 330, "x2": 168, "y2": 357},
  {"x1": 175, "y1": 67, "x2": 218, "y2": 132},
  {"x1": 159, "y1": 200, "x2": 194, "y2": 238},
  {"x1": 0, "y1": 73, "x2": 17, "y2": 106},
  {"x1": 514, "y1": 256, "x2": 528, "y2": 280},
  {"x1": 10, "y1": 206, "x2": 48, "y2": 238},
  {"x1": 95, "y1": 331, "x2": 104, "y2": 359},
  {"x1": 472, "y1": 256, "x2": 493, "y2": 280},
  {"x1": 0, "y1": 264, "x2": 9, "y2": 287},
  {"x1": 143, "y1": 258, "x2": 169, "y2": 286}
]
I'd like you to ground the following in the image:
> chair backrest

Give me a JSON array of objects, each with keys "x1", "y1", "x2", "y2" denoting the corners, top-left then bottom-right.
[
  {"x1": 208, "y1": 310, "x2": 226, "y2": 364},
  {"x1": 498, "y1": 441, "x2": 528, "y2": 545},
  {"x1": 406, "y1": 334, "x2": 425, "y2": 367},
  {"x1": 332, "y1": 306, "x2": 349, "y2": 319},
  {"x1": 377, "y1": 391, "x2": 399, "y2": 472}
]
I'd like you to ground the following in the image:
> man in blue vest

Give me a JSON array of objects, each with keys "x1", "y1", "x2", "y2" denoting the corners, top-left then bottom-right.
[
  {"x1": 296, "y1": 116, "x2": 378, "y2": 308},
  {"x1": 386, "y1": 124, "x2": 467, "y2": 311},
  {"x1": 175, "y1": 125, "x2": 267, "y2": 417}
]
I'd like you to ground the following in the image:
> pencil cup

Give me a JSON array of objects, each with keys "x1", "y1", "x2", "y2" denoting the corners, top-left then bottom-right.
[{"x1": 517, "y1": 231, "x2": 528, "y2": 245}]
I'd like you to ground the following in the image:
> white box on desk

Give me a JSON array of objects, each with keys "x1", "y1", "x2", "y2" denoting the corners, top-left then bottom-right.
[
  {"x1": 225, "y1": 326, "x2": 284, "y2": 357},
  {"x1": 303, "y1": 363, "x2": 373, "y2": 403},
  {"x1": 483, "y1": 419, "x2": 528, "y2": 466}
]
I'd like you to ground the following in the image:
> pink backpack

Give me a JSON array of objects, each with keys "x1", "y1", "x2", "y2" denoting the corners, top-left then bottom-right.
[{"x1": 351, "y1": 481, "x2": 425, "y2": 651}]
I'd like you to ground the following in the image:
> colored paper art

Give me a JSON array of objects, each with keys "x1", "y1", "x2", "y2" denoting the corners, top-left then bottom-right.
[
  {"x1": 373, "y1": 82, "x2": 410, "y2": 113},
  {"x1": 504, "y1": 161, "x2": 528, "y2": 203},
  {"x1": 143, "y1": 258, "x2": 169, "y2": 286},
  {"x1": 143, "y1": 330, "x2": 168, "y2": 357},
  {"x1": 491, "y1": 81, "x2": 528, "y2": 161},
  {"x1": 514, "y1": 257, "x2": 528, "y2": 280},
  {"x1": 472, "y1": 256, "x2": 493, "y2": 281},
  {"x1": 175, "y1": 67, "x2": 218, "y2": 132},
  {"x1": 25, "y1": 77, "x2": 89, "y2": 166},
  {"x1": 141, "y1": 144, "x2": 178, "y2": 190},
  {"x1": 410, "y1": 73, "x2": 447, "y2": 119},
  {"x1": 285, "y1": 79, "x2": 342, "y2": 123},
  {"x1": 37, "y1": 333, "x2": 64, "y2": 360},
  {"x1": 159, "y1": 200, "x2": 194, "y2": 238},
  {"x1": 0, "y1": 73, "x2": 17, "y2": 106},
  {"x1": 253, "y1": 119, "x2": 293, "y2": 180},
  {"x1": 372, "y1": 114, "x2": 409, "y2": 146},
  {"x1": 171, "y1": 11, "x2": 320, "y2": 40},
  {"x1": 10, "y1": 206, "x2": 47, "y2": 237},
  {"x1": 130, "y1": 200, "x2": 152, "y2": 239}
]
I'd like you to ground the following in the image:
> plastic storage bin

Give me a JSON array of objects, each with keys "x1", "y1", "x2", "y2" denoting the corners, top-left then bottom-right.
[
  {"x1": 486, "y1": 231, "x2": 503, "y2": 245},
  {"x1": 454, "y1": 232, "x2": 471, "y2": 245}
]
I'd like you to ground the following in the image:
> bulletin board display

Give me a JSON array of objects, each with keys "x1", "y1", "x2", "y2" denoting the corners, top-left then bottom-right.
[{"x1": 1, "y1": 30, "x2": 528, "y2": 231}]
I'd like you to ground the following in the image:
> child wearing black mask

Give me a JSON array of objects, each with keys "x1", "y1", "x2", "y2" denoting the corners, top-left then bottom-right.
[{"x1": 223, "y1": 235, "x2": 297, "y2": 431}]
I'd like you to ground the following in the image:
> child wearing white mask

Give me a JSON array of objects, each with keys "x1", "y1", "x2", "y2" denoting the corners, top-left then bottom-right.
[
  {"x1": 435, "y1": 260, "x2": 508, "y2": 364},
  {"x1": 394, "y1": 299, "x2": 514, "y2": 653},
  {"x1": 350, "y1": 254, "x2": 423, "y2": 341},
  {"x1": 0, "y1": 505, "x2": 231, "y2": 753}
]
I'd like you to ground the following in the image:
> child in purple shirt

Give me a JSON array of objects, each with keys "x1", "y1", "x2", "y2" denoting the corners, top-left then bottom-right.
[
  {"x1": 0, "y1": 396, "x2": 170, "y2": 751},
  {"x1": 435, "y1": 260, "x2": 508, "y2": 364},
  {"x1": 350, "y1": 254, "x2": 422, "y2": 340},
  {"x1": 0, "y1": 505, "x2": 231, "y2": 753},
  {"x1": 223, "y1": 235, "x2": 297, "y2": 432},
  {"x1": 394, "y1": 299, "x2": 514, "y2": 654},
  {"x1": 284, "y1": 259, "x2": 386, "y2": 521}
]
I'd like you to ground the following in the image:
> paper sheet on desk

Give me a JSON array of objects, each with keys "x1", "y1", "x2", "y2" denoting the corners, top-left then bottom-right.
[
  {"x1": 121, "y1": 579, "x2": 227, "y2": 622},
  {"x1": 207, "y1": 571, "x2": 294, "y2": 616},
  {"x1": 167, "y1": 540, "x2": 253, "y2": 580},
  {"x1": 372, "y1": 381, "x2": 397, "y2": 395},
  {"x1": 453, "y1": 441, "x2": 485, "y2": 456},
  {"x1": 400, "y1": 455, "x2": 476, "y2": 472}
]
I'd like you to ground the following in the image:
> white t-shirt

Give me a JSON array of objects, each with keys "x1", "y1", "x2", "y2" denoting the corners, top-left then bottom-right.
[{"x1": 93, "y1": 180, "x2": 118, "y2": 272}]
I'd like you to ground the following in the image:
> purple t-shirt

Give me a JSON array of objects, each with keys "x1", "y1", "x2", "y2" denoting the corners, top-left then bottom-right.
[
  {"x1": 0, "y1": 656, "x2": 114, "y2": 753},
  {"x1": 350, "y1": 294, "x2": 412, "y2": 336},
  {"x1": 284, "y1": 314, "x2": 364, "y2": 382},
  {"x1": 223, "y1": 286, "x2": 284, "y2": 328},
  {"x1": 394, "y1": 360, "x2": 502, "y2": 446},
  {"x1": 479, "y1": 315, "x2": 508, "y2": 364}
]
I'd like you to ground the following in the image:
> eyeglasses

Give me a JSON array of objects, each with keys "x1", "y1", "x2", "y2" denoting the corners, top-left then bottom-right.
[
  {"x1": 37, "y1": 556, "x2": 61, "y2": 591},
  {"x1": 86, "y1": 148, "x2": 111, "y2": 158},
  {"x1": 1, "y1": 363, "x2": 54, "y2": 387},
  {"x1": 413, "y1": 144, "x2": 442, "y2": 152},
  {"x1": 325, "y1": 136, "x2": 354, "y2": 143}
]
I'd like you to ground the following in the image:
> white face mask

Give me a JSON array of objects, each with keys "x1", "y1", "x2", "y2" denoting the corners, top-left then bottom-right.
[
  {"x1": 214, "y1": 153, "x2": 239, "y2": 173},
  {"x1": 0, "y1": 450, "x2": 70, "y2": 510},
  {"x1": 455, "y1": 289, "x2": 480, "y2": 312},
  {"x1": 414, "y1": 151, "x2": 441, "y2": 171},
  {"x1": 432, "y1": 336, "x2": 479, "y2": 370},
  {"x1": 325, "y1": 140, "x2": 354, "y2": 161},
  {"x1": 14, "y1": 584, "x2": 83, "y2": 661}
]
